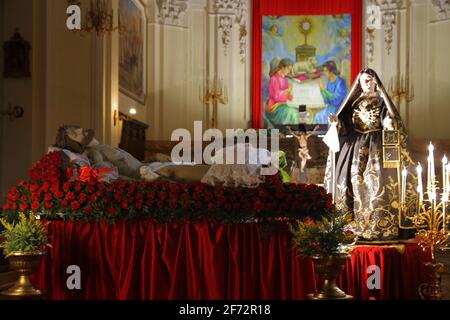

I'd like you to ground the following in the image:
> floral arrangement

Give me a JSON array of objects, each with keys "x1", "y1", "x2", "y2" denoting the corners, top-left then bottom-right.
[
  {"x1": 1, "y1": 151, "x2": 334, "y2": 223},
  {"x1": 0, "y1": 212, "x2": 51, "y2": 257},
  {"x1": 289, "y1": 210, "x2": 356, "y2": 257},
  {"x1": 29, "y1": 151, "x2": 66, "y2": 183}
]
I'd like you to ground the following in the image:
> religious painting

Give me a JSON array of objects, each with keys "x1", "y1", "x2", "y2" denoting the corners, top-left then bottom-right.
[
  {"x1": 119, "y1": 0, "x2": 147, "y2": 104},
  {"x1": 262, "y1": 15, "x2": 351, "y2": 128}
]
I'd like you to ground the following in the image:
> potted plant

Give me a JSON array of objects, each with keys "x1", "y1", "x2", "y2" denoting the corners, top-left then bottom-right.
[
  {"x1": 289, "y1": 209, "x2": 356, "y2": 300},
  {"x1": 0, "y1": 212, "x2": 50, "y2": 297}
]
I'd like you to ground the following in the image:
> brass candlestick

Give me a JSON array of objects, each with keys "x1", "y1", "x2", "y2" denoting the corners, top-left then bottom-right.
[
  {"x1": 67, "y1": 0, "x2": 119, "y2": 35},
  {"x1": 404, "y1": 144, "x2": 450, "y2": 300},
  {"x1": 388, "y1": 74, "x2": 414, "y2": 132},
  {"x1": 199, "y1": 74, "x2": 228, "y2": 128},
  {"x1": 412, "y1": 200, "x2": 449, "y2": 300},
  {"x1": 388, "y1": 74, "x2": 414, "y2": 107}
]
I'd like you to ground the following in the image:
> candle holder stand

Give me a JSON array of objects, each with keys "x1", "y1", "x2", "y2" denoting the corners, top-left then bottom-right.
[{"x1": 402, "y1": 144, "x2": 450, "y2": 300}]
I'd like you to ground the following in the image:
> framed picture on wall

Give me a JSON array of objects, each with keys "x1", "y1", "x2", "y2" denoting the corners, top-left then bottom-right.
[
  {"x1": 251, "y1": 0, "x2": 362, "y2": 129},
  {"x1": 119, "y1": 0, "x2": 147, "y2": 105},
  {"x1": 261, "y1": 15, "x2": 352, "y2": 128}
]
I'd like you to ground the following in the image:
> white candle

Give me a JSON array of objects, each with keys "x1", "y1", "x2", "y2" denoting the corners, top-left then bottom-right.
[
  {"x1": 442, "y1": 164, "x2": 450, "y2": 231},
  {"x1": 443, "y1": 158, "x2": 449, "y2": 231},
  {"x1": 442, "y1": 156, "x2": 447, "y2": 194},
  {"x1": 402, "y1": 167, "x2": 408, "y2": 204},
  {"x1": 427, "y1": 151, "x2": 431, "y2": 194},
  {"x1": 442, "y1": 192, "x2": 447, "y2": 232},
  {"x1": 446, "y1": 163, "x2": 450, "y2": 194},
  {"x1": 417, "y1": 163, "x2": 423, "y2": 205},
  {"x1": 428, "y1": 143, "x2": 435, "y2": 196}
]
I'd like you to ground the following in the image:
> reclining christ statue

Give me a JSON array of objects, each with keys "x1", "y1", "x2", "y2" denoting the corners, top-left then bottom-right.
[{"x1": 52, "y1": 125, "x2": 276, "y2": 187}]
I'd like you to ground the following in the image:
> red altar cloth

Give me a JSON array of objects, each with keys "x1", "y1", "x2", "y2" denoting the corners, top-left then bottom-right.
[{"x1": 31, "y1": 220, "x2": 430, "y2": 300}]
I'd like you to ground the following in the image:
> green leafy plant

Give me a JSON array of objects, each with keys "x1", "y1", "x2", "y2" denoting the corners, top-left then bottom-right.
[
  {"x1": 289, "y1": 210, "x2": 356, "y2": 257},
  {"x1": 0, "y1": 212, "x2": 51, "y2": 257}
]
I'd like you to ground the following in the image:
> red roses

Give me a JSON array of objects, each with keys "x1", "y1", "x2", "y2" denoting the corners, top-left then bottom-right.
[
  {"x1": 29, "y1": 151, "x2": 64, "y2": 183},
  {"x1": 2, "y1": 176, "x2": 333, "y2": 222},
  {"x1": 1, "y1": 152, "x2": 334, "y2": 222}
]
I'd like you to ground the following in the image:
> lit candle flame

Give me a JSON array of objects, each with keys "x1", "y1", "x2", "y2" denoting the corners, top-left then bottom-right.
[{"x1": 429, "y1": 143, "x2": 434, "y2": 153}]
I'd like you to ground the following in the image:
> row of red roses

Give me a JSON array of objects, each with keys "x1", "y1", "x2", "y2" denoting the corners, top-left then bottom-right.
[
  {"x1": 2, "y1": 150, "x2": 334, "y2": 221},
  {"x1": 2, "y1": 175, "x2": 333, "y2": 221}
]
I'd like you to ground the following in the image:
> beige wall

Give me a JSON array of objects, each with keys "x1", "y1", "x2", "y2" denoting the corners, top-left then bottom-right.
[
  {"x1": 0, "y1": 0, "x2": 34, "y2": 198},
  {"x1": 364, "y1": 0, "x2": 450, "y2": 140},
  {"x1": 0, "y1": 0, "x2": 95, "y2": 198},
  {"x1": 427, "y1": 19, "x2": 450, "y2": 139},
  {"x1": 45, "y1": 0, "x2": 93, "y2": 148},
  {"x1": 0, "y1": 0, "x2": 133, "y2": 199},
  {"x1": 147, "y1": 0, "x2": 251, "y2": 140},
  {"x1": 120, "y1": 93, "x2": 147, "y2": 124}
]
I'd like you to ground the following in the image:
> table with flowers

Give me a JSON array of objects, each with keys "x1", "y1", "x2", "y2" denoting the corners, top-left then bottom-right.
[{"x1": 1, "y1": 152, "x2": 431, "y2": 300}]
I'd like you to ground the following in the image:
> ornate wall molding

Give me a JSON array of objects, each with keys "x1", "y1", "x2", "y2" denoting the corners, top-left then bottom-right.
[
  {"x1": 382, "y1": 10, "x2": 396, "y2": 54},
  {"x1": 156, "y1": 0, "x2": 188, "y2": 27},
  {"x1": 373, "y1": 0, "x2": 403, "y2": 10},
  {"x1": 366, "y1": 3, "x2": 381, "y2": 63},
  {"x1": 218, "y1": 15, "x2": 233, "y2": 55},
  {"x1": 234, "y1": 0, "x2": 247, "y2": 63},
  {"x1": 431, "y1": 0, "x2": 450, "y2": 21},
  {"x1": 366, "y1": 0, "x2": 403, "y2": 57},
  {"x1": 213, "y1": 0, "x2": 247, "y2": 63},
  {"x1": 366, "y1": 28, "x2": 376, "y2": 63},
  {"x1": 214, "y1": 0, "x2": 238, "y2": 13}
]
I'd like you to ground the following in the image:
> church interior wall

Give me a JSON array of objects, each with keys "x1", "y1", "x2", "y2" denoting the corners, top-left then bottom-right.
[
  {"x1": 364, "y1": 0, "x2": 450, "y2": 141},
  {"x1": 1, "y1": 0, "x2": 34, "y2": 198},
  {"x1": 146, "y1": 0, "x2": 251, "y2": 140}
]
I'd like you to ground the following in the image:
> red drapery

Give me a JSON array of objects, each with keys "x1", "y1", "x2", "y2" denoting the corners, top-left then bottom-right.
[
  {"x1": 251, "y1": 0, "x2": 363, "y2": 128},
  {"x1": 32, "y1": 220, "x2": 429, "y2": 300}
]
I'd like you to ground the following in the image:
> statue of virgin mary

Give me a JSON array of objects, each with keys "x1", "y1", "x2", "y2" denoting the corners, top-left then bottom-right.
[{"x1": 324, "y1": 68, "x2": 415, "y2": 242}]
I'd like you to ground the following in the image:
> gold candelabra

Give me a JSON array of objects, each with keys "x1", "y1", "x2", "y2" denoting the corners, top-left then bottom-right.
[
  {"x1": 388, "y1": 73, "x2": 414, "y2": 132},
  {"x1": 402, "y1": 143, "x2": 450, "y2": 300},
  {"x1": 388, "y1": 73, "x2": 415, "y2": 102},
  {"x1": 388, "y1": 74, "x2": 414, "y2": 108},
  {"x1": 199, "y1": 74, "x2": 228, "y2": 128},
  {"x1": 67, "y1": 0, "x2": 119, "y2": 35}
]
